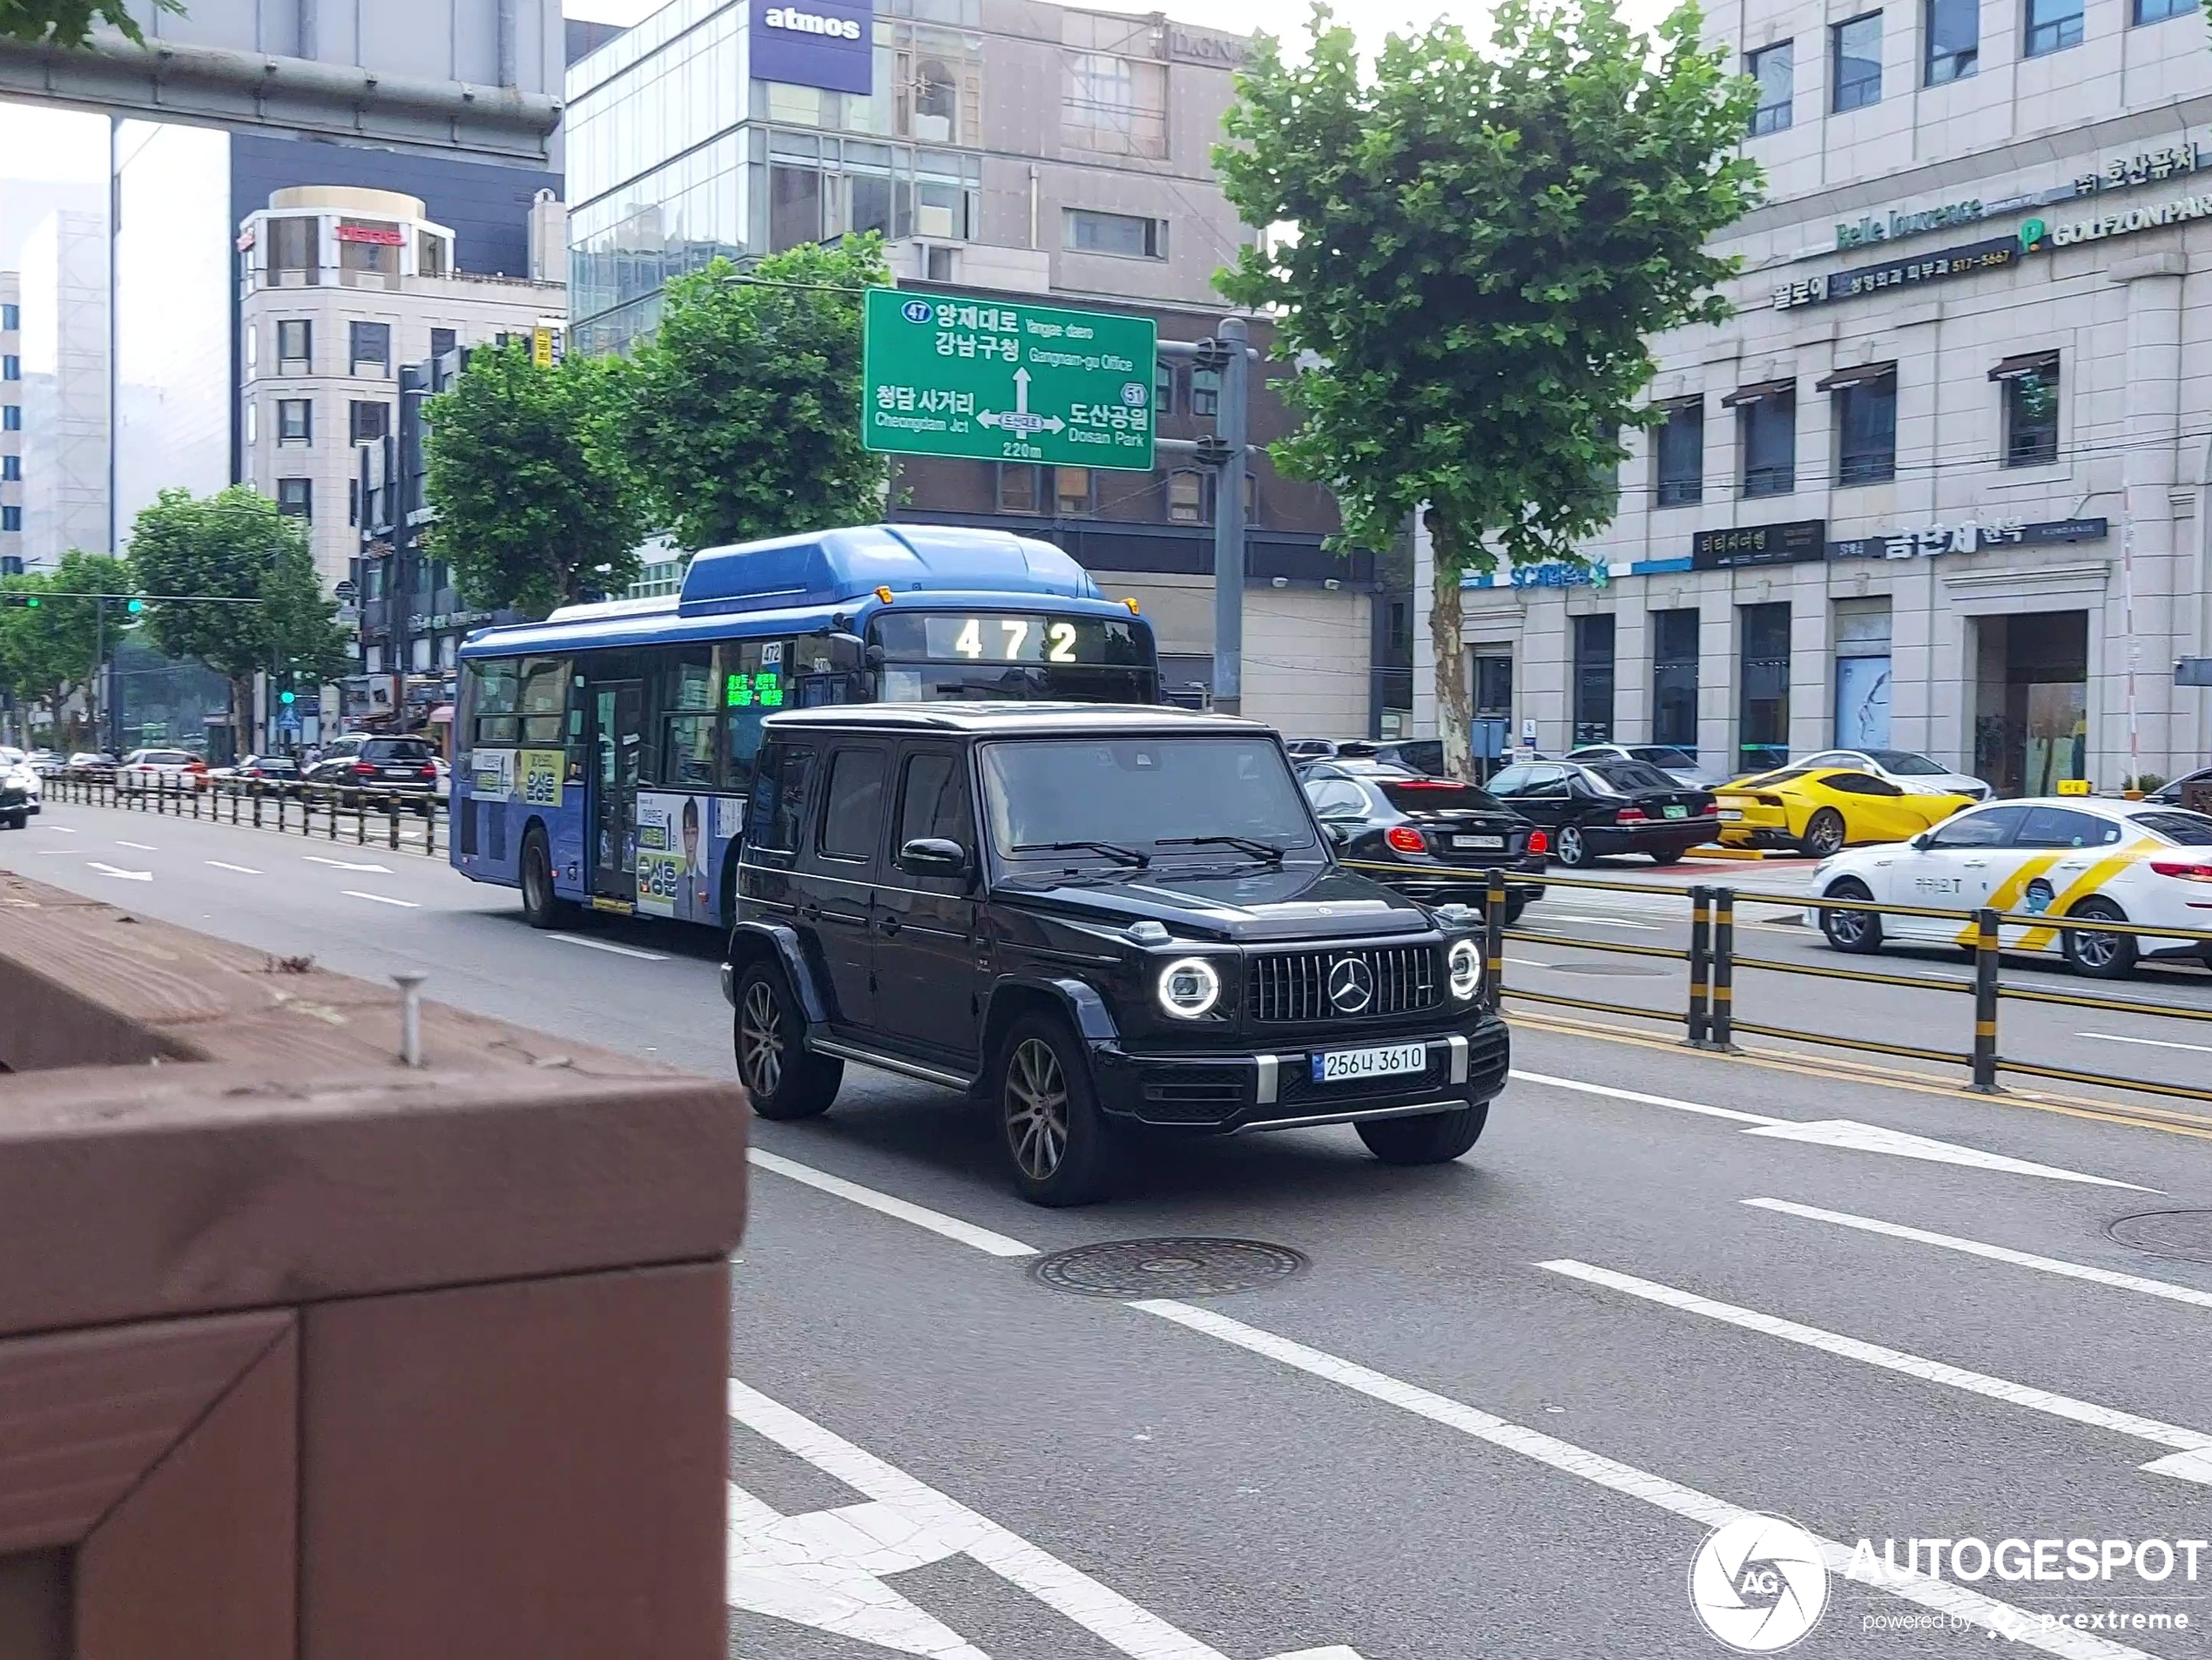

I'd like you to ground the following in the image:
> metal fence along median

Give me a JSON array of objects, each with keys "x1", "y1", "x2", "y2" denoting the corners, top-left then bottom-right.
[{"x1": 40, "y1": 769, "x2": 447, "y2": 857}]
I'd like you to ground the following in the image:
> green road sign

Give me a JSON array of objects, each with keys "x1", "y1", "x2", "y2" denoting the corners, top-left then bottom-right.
[{"x1": 862, "y1": 288, "x2": 1157, "y2": 472}]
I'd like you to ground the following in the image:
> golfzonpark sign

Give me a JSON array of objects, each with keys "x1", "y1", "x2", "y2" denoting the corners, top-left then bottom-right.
[{"x1": 861, "y1": 288, "x2": 1157, "y2": 471}]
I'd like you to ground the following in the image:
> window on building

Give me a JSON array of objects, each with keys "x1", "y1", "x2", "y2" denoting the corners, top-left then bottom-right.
[
  {"x1": 244, "y1": 400, "x2": 257, "y2": 447},
  {"x1": 1828, "y1": 367, "x2": 1897, "y2": 485},
  {"x1": 1652, "y1": 609, "x2": 1701, "y2": 751},
  {"x1": 1, "y1": 355, "x2": 17, "y2": 381},
  {"x1": 268, "y1": 217, "x2": 319, "y2": 281},
  {"x1": 276, "y1": 478, "x2": 313, "y2": 519},
  {"x1": 1831, "y1": 14, "x2": 1882, "y2": 111},
  {"x1": 1732, "y1": 384, "x2": 1796, "y2": 496},
  {"x1": 1167, "y1": 469, "x2": 1207, "y2": 523},
  {"x1": 277, "y1": 320, "x2": 312, "y2": 374},
  {"x1": 2135, "y1": 0, "x2": 2190, "y2": 23},
  {"x1": 348, "y1": 322, "x2": 390, "y2": 377},
  {"x1": 1739, "y1": 602, "x2": 1792, "y2": 775},
  {"x1": 1, "y1": 455, "x2": 17, "y2": 481},
  {"x1": 1055, "y1": 467, "x2": 1092, "y2": 516},
  {"x1": 417, "y1": 233, "x2": 449, "y2": 278},
  {"x1": 349, "y1": 401, "x2": 391, "y2": 445},
  {"x1": 1062, "y1": 12, "x2": 1168, "y2": 159},
  {"x1": 0, "y1": 303, "x2": 17, "y2": 331},
  {"x1": 1833, "y1": 597, "x2": 1893, "y2": 747},
  {"x1": 1748, "y1": 42, "x2": 1793, "y2": 133},
  {"x1": 431, "y1": 327, "x2": 457, "y2": 361},
  {"x1": 1191, "y1": 368, "x2": 1220, "y2": 418},
  {"x1": 277, "y1": 399, "x2": 312, "y2": 445},
  {"x1": 1154, "y1": 360, "x2": 1177, "y2": 415},
  {"x1": 338, "y1": 219, "x2": 401, "y2": 276},
  {"x1": 348, "y1": 477, "x2": 360, "y2": 527},
  {"x1": 1063, "y1": 208, "x2": 1166, "y2": 260},
  {"x1": 770, "y1": 160, "x2": 826, "y2": 252},
  {"x1": 1926, "y1": 0, "x2": 1979, "y2": 79},
  {"x1": 1655, "y1": 398, "x2": 1703, "y2": 507},
  {"x1": 1, "y1": 506, "x2": 19, "y2": 532},
  {"x1": 1572, "y1": 613, "x2": 1616, "y2": 745},
  {"x1": 2026, "y1": 0, "x2": 2083, "y2": 52},
  {"x1": 1996, "y1": 353, "x2": 2060, "y2": 466},
  {"x1": 2, "y1": 405, "x2": 19, "y2": 431},
  {"x1": 996, "y1": 463, "x2": 1041, "y2": 513}
]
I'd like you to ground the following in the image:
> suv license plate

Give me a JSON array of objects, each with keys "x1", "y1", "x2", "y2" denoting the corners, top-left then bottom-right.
[
  {"x1": 1453, "y1": 834, "x2": 1505, "y2": 849},
  {"x1": 1662, "y1": 805, "x2": 1688, "y2": 820},
  {"x1": 1312, "y1": 1043, "x2": 1427, "y2": 1083}
]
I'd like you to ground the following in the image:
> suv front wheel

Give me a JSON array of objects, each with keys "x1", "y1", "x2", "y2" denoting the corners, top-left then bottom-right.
[
  {"x1": 1356, "y1": 1103, "x2": 1489, "y2": 1165},
  {"x1": 995, "y1": 1014, "x2": 1115, "y2": 1206},
  {"x1": 734, "y1": 962, "x2": 843, "y2": 1120}
]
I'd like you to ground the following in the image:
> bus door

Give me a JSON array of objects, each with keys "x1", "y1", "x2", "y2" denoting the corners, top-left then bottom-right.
[{"x1": 588, "y1": 678, "x2": 644, "y2": 905}]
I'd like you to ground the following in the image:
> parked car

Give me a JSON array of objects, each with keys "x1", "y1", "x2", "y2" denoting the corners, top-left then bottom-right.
[
  {"x1": 1300, "y1": 761, "x2": 1547, "y2": 921},
  {"x1": 116, "y1": 748, "x2": 207, "y2": 792},
  {"x1": 1565, "y1": 743, "x2": 1728, "y2": 789},
  {"x1": 2147, "y1": 766, "x2": 2212, "y2": 808},
  {"x1": 721, "y1": 704, "x2": 1511, "y2": 1205},
  {"x1": 1795, "y1": 747, "x2": 1993, "y2": 801},
  {"x1": 1715, "y1": 766, "x2": 1977, "y2": 857},
  {"x1": 225, "y1": 754, "x2": 302, "y2": 793},
  {"x1": 25, "y1": 748, "x2": 62, "y2": 774},
  {"x1": 1483, "y1": 758, "x2": 1720, "y2": 868},
  {"x1": 65, "y1": 751, "x2": 117, "y2": 775},
  {"x1": 300, "y1": 734, "x2": 441, "y2": 804}
]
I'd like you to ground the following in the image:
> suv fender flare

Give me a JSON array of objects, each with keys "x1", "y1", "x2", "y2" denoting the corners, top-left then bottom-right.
[
  {"x1": 725, "y1": 921, "x2": 831, "y2": 1027},
  {"x1": 981, "y1": 975, "x2": 1120, "y2": 1058}
]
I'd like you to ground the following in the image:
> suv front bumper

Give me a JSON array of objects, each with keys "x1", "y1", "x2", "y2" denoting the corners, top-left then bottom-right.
[{"x1": 1090, "y1": 1016, "x2": 1509, "y2": 1133}]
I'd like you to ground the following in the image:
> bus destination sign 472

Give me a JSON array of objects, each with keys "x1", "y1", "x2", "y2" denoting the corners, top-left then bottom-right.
[{"x1": 863, "y1": 288, "x2": 1157, "y2": 471}]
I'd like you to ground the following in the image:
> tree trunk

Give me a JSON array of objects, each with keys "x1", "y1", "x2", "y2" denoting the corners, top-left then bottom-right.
[
  {"x1": 1426, "y1": 511, "x2": 1474, "y2": 782},
  {"x1": 232, "y1": 675, "x2": 254, "y2": 760}
]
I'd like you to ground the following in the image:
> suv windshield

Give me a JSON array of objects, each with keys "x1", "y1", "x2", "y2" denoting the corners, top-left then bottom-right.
[{"x1": 981, "y1": 737, "x2": 1317, "y2": 858}]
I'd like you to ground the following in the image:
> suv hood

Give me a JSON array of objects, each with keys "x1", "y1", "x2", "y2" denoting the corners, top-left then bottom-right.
[{"x1": 996, "y1": 860, "x2": 1433, "y2": 942}]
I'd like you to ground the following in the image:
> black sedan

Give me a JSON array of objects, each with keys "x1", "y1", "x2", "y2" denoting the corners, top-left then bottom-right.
[
  {"x1": 1299, "y1": 759, "x2": 1547, "y2": 922},
  {"x1": 1484, "y1": 758, "x2": 1719, "y2": 868}
]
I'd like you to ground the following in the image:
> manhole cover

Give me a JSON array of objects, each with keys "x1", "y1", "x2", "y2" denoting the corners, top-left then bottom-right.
[
  {"x1": 2107, "y1": 1211, "x2": 2212, "y2": 1265},
  {"x1": 1539, "y1": 962, "x2": 1670, "y2": 977},
  {"x1": 1030, "y1": 1238, "x2": 1308, "y2": 1299}
]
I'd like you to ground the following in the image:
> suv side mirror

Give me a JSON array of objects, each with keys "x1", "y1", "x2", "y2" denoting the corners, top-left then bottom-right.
[{"x1": 897, "y1": 836, "x2": 968, "y2": 878}]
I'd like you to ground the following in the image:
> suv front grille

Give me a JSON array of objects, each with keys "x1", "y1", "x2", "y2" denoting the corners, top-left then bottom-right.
[{"x1": 1246, "y1": 945, "x2": 1440, "y2": 1022}]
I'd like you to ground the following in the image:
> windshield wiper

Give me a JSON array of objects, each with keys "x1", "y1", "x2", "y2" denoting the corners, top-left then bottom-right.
[
  {"x1": 1156, "y1": 834, "x2": 1286, "y2": 862},
  {"x1": 1010, "y1": 840, "x2": 1150, "y2": 867}
]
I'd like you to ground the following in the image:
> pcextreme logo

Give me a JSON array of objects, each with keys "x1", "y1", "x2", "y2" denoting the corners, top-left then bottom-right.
[{"x1": 762, "y1": 5, "x2": 863, "y2": 39}]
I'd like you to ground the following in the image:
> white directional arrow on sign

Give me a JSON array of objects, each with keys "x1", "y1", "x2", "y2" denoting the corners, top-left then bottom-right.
[{"x1": 976, "y1": 367, "x2": 1064, "y2": 435}]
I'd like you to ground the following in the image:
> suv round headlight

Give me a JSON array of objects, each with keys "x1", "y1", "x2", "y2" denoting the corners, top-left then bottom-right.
[
  {"x1": 1447, "y1": 938, "x2": 1483, "y2": 1002},
  {"x1": 1157, "y1": 956, "x2": 1222, "y2": 1019}
]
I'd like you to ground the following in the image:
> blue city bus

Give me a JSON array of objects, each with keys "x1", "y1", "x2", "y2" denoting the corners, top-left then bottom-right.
[{"x1": 451, "y1": 523, "x2": 1160, "y2": 928}]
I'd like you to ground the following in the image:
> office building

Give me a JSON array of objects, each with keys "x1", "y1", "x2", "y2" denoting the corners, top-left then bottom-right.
[
  {"x1": 1418, "y1": 0, "x2": 2212, "y2": 792},
  {"x1": 237, "y1": 185, "x2": 566, "y2": 589},
  {"x1": 1, "y1": 272, "x2": 20, "y2": 573},
  {"x1": 17, "y1": 211, "x2": 110, "y2": 570}
]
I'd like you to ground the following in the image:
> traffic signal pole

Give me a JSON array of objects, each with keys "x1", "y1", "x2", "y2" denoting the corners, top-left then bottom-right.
[{"x1": 1155, "y1": 316, "x2": 1255, "y2": 716}]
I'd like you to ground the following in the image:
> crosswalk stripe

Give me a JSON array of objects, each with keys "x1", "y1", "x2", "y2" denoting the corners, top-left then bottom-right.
[
  {"x1": 1539, "y1": 1258, "x2": 2212, "y2": 1479},
  {"x1": 1133, "y1": 1299, "x2": 2158, "y2": 1660},
  {"x1": 1744, "y1": 1198, "x2": 2212, "y2": 1312}
]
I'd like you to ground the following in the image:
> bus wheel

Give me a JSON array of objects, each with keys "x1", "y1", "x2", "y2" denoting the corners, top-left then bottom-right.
[{"x1": 520, "y1": 830, "x2": 572, "y2": 930}]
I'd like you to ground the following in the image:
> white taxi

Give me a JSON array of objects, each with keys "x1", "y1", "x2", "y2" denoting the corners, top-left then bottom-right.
[{"x1": 1810, "y1": 797, "x2": 2212, "y2": 978}]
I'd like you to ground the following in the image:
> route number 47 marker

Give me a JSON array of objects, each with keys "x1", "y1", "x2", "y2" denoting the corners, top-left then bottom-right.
[{"x1": 728, "y1": 1377, "x2": 1362, "y2": 1660}]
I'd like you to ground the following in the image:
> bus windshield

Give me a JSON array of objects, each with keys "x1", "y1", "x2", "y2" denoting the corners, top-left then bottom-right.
[{"x1": 872, "y1": 610, "x2": 1157, "y2": 705}]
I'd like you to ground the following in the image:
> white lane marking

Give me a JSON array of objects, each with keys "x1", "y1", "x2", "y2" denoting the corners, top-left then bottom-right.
[
  {"x1": 1744, "y1": 1198, "x2": 2212, "y2": 1312},
  {"x1": 37, "y1": 825, "x2": 75, "y2": 833},
  {"x1": 547, "y1": 932, "x2": 670, "y2": 962},
  {"x1": 1742, "y1": 1118, "x2": 2155, "y2": 1189},
  {"x1": 1509, "y1": 1070, "x2": 1778, "y2": 1124},
  {"x1": 306, "y1": 854, "x2": 392, "y2": 872},
  {"x1": 205, "y1": 860, "x2": 262, "y2": 875},
  {"x1": 84, "y1": 861, "x2": 151, "y2": 881},
  {"x1": 114, "y1": 840, "x2": 158, "y2": 851},
  {"x1": 728, "y1": 1376, "x2": 1361, "y2": 1660},
  {"x1": 746, "y1": 1148, "x2": 1039, "y2": 1258},
  {"x1": 1503, "y1": 956, "x2": 1552, "y2": 968},
  {"x1": 1540, "y1": 1259, "x2": 2212, "y2": 1487},
  {"x1": 341, "y1": 889, "x2": 418, "y2": 908},
  {"x1": 2078, "y1": 1030, "x2": 2212, "y2": 1056},
  {"x1": 1527, "y1": 914, "x2": 1662, "y2": 931},
  {"x1": 1510, "y1": 1070, "x2": 2153, "y2": 1187},
  {"x1": 1134, "y1": 1299, "x2": 2151, "y2": 1659}
]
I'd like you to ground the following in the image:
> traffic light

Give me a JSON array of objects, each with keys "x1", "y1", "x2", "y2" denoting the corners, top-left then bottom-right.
[
  {"x1": 279, "y1": 690, "x2": 297, "y2": 706},
  {"x1": 125, "y1": 597, "x2": 144, "y2": 614},
  {"x1": 0, "y1": 593, "x2": 38, "y2": 609}
]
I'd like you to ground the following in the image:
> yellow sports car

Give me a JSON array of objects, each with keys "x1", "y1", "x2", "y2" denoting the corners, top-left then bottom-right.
[{"x1": 1714, "y1": 766, "x2": 1977, "y2": 858}]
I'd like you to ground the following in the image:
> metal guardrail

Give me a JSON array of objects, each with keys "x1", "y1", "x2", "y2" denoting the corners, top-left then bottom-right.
[
  {"x1": 39, "y1": 768, "x2": 447, "y2": 856},
  {"x1": 1377, "y1": 860, "x2": 2212, "y2": 1110}
]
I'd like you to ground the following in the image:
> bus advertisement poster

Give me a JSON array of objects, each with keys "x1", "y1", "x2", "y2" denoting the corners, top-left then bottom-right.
[
  {"x1": 519, "y1": 749, "x2": 565, "y2": 809},
  {"x1": 637, "y1": 791, "x2": 713, "y2": 921},
  {"x1": 472, "y1": 749, "x2": 515, "y2": 801}
]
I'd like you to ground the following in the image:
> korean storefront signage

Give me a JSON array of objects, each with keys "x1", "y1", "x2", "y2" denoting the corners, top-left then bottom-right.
[
  {"x1": 2074, "y1": 141, "x2": 2200, "y2": 198},
  {"x1": 752, "y1": 0, "x2": 873, "y2": 96},
  {"x1": 1507, "y1": 562, "x2": 1610, "y2": 590},
  {"x1": 1690, "y1": 519, "x2": 1826, "y2": 570},
  {"x1": 1835, "y1": 198, "x2": 1986, "y2": 252},
  {"x1": 1828, "y1": 517, "x2": 2108, "y2": 561},
  {"x1": 862, "y1": 288, "x2": 1157, "y2": 470},
  {"x1": 1772, "y1": 235, "x2": 2019, "y2": 310},
  {"x1": 2021, "y1": 188, "x2": 2212, "y2": 253}
]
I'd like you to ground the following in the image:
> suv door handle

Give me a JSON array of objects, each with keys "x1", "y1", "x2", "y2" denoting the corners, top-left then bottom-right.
[
  {"x1": 800, "y1": 901, "x2": 823, "y2": 921},
  {"x1": 875, "y1": 914, "x2": 901, "y2": 937}
]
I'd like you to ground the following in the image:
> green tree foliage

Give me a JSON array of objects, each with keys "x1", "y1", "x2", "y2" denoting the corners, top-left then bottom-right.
[
  {"x1": 1217, "y1": 0, "x2": 1760, "y2": 773},
  {"x1": 0, "y1": 552, "x2": 136, "y2": 742},
  {"x1": 128, "y1": 486, "x2": 349, "y2": 744},
  {"x1": 424, "y1": 342, "x2": 647, "y2": 618},
  {"x1": 1, "y1": 0, "x2": 184, "y2": 48},
  {"x1": 622, "y1": 239, "x2": 892, "y2": 553}
]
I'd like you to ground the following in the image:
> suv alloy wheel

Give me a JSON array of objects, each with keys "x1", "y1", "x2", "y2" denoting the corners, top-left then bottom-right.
[
  {"x1": 733, "y1": 962, "x2": 842, "y2": 1119},
  {"x1": 995, "y1": 1014, "x2": 1114, "y2": 1206}
]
